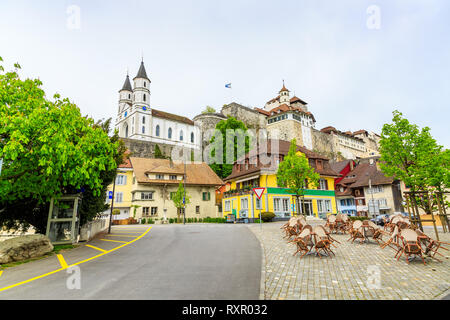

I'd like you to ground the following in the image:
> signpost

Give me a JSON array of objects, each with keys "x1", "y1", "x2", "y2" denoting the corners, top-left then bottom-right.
[{"x1": 253, "y1": 187, "x2": 265, "y2": 230}]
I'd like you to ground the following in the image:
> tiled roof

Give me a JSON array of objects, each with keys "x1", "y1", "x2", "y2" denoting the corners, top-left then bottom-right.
[
  {"x1": 254, "y1": 108, "x2": 270, "y2": 116},
  {"x1": 330, "y1": 160, "x2": 351, "y2": 174},
  {"x1": 225, "y1": 139, "x2": 339, "y2": 181},
  {"x1": 347, "y1": 162, "x2": 394, "y2": 188},
  {"x1": 279, "y1": 84, "x2": 289, "y2": 92},
  {"x1": 290, "y1": 96, "x2": 308, "y2": 105},
  {"x1": 152, "y1": 109, "x2": 194, "y2": 125},
  {"x1": 130, "y1": 157, "x2": 224, "y2": 186}
]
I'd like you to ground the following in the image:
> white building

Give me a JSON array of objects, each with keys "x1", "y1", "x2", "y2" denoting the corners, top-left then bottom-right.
[{"x1": 115, "y1": 61, "x2": 200, "y2": 150}]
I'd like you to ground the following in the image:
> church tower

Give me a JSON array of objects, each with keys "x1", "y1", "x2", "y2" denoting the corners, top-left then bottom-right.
[
  {"x1": 279, "y1": 81, "x2": 290, "y2": 105},
  {"x1": 116, "y1": 60, "x2": 152, "y2": 139}
]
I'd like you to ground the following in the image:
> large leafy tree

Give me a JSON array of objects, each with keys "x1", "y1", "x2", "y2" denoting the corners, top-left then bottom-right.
[
  {"x1": 379, "y1": 110, "x2": 449, "y2": 214},
  {"x1": 277, "y1": 139, "x2": 320, "y2": 216},
  {"x1": 209, "y1": 117, "x2": 251, "y2": 179},
  {"x1": 0, "y1": 57, "x2": 125, "y2": 233}
]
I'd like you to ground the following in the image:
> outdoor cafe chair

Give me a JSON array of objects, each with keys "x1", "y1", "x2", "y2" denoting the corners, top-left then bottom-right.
[
  {"x1": 415, "y1": 229, "x2": 450, "y2": 262},
  {"x1": 397, "y1": 229, "x2": 426, "y2": 264},
  {"x1": 368, "y1": 220, "x2": 388, "y2": 245},
  {"x1": 313, "y1": 226, "x2": 335, "y2": 258},
  {"x1": 381, "y1": 226, "x2": 402, "y2": 258},
  {"x1": 316, "y1": 224, "x2": 341, "y2": 246},
  {"x1": 284, "y1": 219, "x2": 301, "y2": 240},
  {"x1": 325, "y1": 215, "x2": 338, "y2": 234},
  {"x1": 348, "y1": 220, "x2": 365, "y2": 244},
  {"x1": 291, "y1": 228, "x2": 313, "y2": 258}
]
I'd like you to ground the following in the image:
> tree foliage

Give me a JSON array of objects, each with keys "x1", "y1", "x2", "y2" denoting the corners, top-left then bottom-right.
[
  {"x1": 277, "y1": 139, "x2": 320, "y2": 215},
  {"x1": 379, "y1": 110, "x2": 449, "y2": 213},
  {"x1": 201, "y1": 105, "x2": 216, "y2": 114},
  {"x1": 209, "y1": 117, "x2": 251, "y2": 179},
  {"x1": 171, "y1": 181, "x2": 191, "y2": 221},
  {"x1": 0, "y1": 57, "x2": 125, "y2": 232}
]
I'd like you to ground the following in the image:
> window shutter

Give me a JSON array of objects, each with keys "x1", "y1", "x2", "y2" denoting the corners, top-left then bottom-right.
[
  {"x1": 208, "y1": 192, "x2": 211, "y2": 201},
  {"x1": 123, "y1": 175, "x2": 127, "y2": 185}
]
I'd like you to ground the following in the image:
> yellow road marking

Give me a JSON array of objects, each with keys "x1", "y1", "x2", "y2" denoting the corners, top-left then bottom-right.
[
  {"x1": 56, "y1": 254, "x2": 68, "y2": 269},
  {"x1": 0, "y1": 271, "x2": 3, "y2": 278},
  {"x1": 85, "y1": 245, "x2": 108, "y2": 253},
  {"x1": 0, "y1": 227, "x2": 152, "y2": 293},
  {"x1": 100, "y1": 239, "x2": 128, "y2": 244},
  {"x1": 111, "y1": 232, "x2": 143, "y2": 234},
  {"x1": 104, "y1": 234, "x2": 138, "y2": 238}
]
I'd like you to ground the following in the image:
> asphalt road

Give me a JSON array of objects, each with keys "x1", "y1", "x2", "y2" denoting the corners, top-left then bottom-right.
[{"x1": 0, "y1": 224, "x2": 261, "y2": 299}]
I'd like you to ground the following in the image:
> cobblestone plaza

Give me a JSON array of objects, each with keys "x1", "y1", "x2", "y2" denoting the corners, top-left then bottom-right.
[{"x1": 248, "y1": 221, "x2": 450, "y2": 300}]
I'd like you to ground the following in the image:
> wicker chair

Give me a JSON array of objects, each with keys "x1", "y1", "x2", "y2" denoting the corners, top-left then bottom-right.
[
  {"x1": 381, "y1": 225, "x2": 402, "y2": 258},
  {"x1": 313, "y1": 226, "x2": 335, "y2": 258},
  {"x1": 291, "y1": 228, "x2": 313, "y2": 258},
  {"x1": 415, "y1": 229, "x2": 450, "y2": 262},
  {"x1": 398, "y1": 229, "x2": 426, "y2": 264},
  {"x1": 325, "y1": 215, "x2": 338, "y2": 234},
  {"x1": 348, "y1": 220, "x2": 365, "y2": 244}
]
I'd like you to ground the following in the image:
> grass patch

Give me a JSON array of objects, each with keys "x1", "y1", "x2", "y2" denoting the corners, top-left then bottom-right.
[{"x1": 0, "y1": 244, "x2": 78, "y2": 270}]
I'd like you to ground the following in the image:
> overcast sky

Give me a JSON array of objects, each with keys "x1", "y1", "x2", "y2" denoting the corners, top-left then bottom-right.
[{"x1": 1, "y1": 0, "x2": 449, "y2": 147}]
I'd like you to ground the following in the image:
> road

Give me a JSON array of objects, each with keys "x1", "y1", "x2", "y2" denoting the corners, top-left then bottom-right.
[{"x1": 0, "y1": 224, "x2": 261, "y2": 299}]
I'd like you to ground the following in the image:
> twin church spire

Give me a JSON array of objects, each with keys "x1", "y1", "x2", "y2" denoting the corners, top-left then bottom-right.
[{"x1": 119, "y1": 60, "x2": 150, "y2": 93}]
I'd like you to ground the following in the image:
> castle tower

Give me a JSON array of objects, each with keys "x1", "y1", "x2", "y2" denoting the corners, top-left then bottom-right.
[{"x1": 279, "y1": 80, "x2": 290, "y2": 105}]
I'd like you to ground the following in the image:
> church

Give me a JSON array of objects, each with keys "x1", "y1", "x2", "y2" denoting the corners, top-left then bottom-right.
[{"x1": 115, "y1": 60, "x2": 201, "y2": 156}]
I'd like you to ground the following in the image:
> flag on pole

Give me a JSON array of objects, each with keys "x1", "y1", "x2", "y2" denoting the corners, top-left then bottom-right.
[{"x1": 225, "y1": 83, "x2": 231, "y2": 88}]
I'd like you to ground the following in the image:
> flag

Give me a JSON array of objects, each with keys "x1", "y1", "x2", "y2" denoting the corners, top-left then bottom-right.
[{"x1": 225, "y1": 83, "x2": 231, "y2": 88}]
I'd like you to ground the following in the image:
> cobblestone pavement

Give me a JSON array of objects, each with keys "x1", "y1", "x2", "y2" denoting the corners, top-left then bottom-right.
[{"x1": 248, "y1": 221, "x2": 450, "y2": 300}]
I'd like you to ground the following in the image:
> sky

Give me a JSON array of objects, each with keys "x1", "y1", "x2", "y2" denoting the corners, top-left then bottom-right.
[{"x1": 0, "y1": 0, "x2": 449, "y2": 147}]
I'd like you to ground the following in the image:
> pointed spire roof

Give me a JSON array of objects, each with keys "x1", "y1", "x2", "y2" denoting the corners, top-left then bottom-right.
[
  {"x1": 119, "y1": 74, "x2": 133, "y2": 92},
  {"x1": 279, "y1": 80, "x2": 289, "y2": 93},
  {"x1": 134, "y1": 61, "x2": 150, "y2": 81}
]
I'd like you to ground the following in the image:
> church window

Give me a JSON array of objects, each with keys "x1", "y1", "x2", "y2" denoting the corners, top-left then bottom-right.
[
  {"x1": 128, "y1": 94, "x2": 131, "y2": 99},
  {"x1": 191, "y1": 132, "x2": 194, "y2": 143},
  {"x1": 142, "y1": 116, "x2": 145, "y2": 124},
  {"x1": 143, "y1": 94, "x2": 146, "y2": 102},
  {"x1": 168, "y1": 128, "x2": 172, "y2": 139},
  {"x1": 180, "y1": 130, "x2": 184, "y2": 141},
  {"x1": 156, "y1": 125, "x2": 160, "y2": 137},
  {"x1": 142, "y1": 126, "x2": 145, "y2": 134},
  {"x1": 144, "y1": 81, "x2": 146, "y2": 87}
]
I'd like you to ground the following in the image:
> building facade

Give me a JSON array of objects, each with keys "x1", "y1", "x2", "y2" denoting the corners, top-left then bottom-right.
[
  {"x1": 115, "y1": 61, "x2": 201, "y2": 155},
  {"x1": 221, "y1": 140, "x2": 339, "y2": 220},
  {"x1": 107, "y1": 157, "x2": 224, "y2": 221}
]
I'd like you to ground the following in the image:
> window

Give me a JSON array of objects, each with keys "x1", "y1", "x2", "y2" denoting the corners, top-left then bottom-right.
[
  {"x1": 196, "y1": 206, "x2": 200, "y2": 214},
  {"x1": 128, "y1": 94, "x2": 131, "y2": 99},
  {"x1": 142, "y1": 207, "x2": 149, "y2": 216},
  {"x1": 151, "y1": 207, "x2": 158, "y2": 216},
  {"x1": 202, "y1": 192, "x2": 211, "y2": 201},
  {"x1": 180, "y1": 130, "x2": 184, "y2": 141},
  {"x1": 143, "y1": 94, "x2": 146, "y2": 101},
  {"x1": 255, "y1": 198, "x2": 262, "y2": 210},
  {"x1": 168, "y1": 128, "x2": 172, "y2": 139},
  {"x1": 368, "y1": 185, "x2": 383, "y2": 194},
  {"x1": 318, "y1": 179, "x2": 328, "y2": 190},
  {"x1": 116, "y1": 175, "x2": 127, "y2": 185},
  {"x1": 241, "y1": 198, "x2": 248, "y2": 210},
  {"x1": 156, "y1": 174, "x2": 164, "y2": 180},
  {"x1": 141, "y1": 192, "x2": 153, "y2": 200},
  {"x1": 142, "y1": 126, "x2": 145, "y2": 134},
  {"x1": 191, "y1": 132, "x2": 194, "y2": 143},
  {"x1": 156, "y1": 125, "x2": 160, "y2": 137},
  {"x1": 142, "y1": 116, "x2": 146, "y2": 124},
  {"x1": 282, "y1": 198, "x2": 289, "y2": 212},
  {"x1": 170, "y1": 175, "x2": 177, "y2": 180},
  {"x1": 144, "y1": 81, "x2": 146, "y2": 88},
  {"x1": 115, "y1": 192, "x2": 123, "y2": 203},
  {"x1": 225, "y1": 200, "x2": 231, "y2": 212},
  {"x1": 317, "y1": 160, "x2": 323, "y2": 170}
]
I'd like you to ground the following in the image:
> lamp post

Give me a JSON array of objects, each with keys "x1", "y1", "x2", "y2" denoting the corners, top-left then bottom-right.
[{"x1": 183, "y1": 154, "x2": 187, "y2": 225}]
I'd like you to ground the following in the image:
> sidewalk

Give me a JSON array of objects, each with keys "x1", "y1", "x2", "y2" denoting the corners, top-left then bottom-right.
[{"x1": 248, "y1": 221, "x2": 450, "y2": 300}]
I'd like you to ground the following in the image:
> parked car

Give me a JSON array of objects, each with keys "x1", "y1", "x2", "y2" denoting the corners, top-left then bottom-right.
[{"x1": 371, "y1": 214, "x2": 390, "y2": 226}]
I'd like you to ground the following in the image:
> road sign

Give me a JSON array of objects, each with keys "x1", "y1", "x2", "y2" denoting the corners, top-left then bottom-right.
[
  {"x1": 108, "y1": 191, "x2": 113, "y2": 199},
  {"x1": 253, "y1": 187, "x2": 265, "y2": 200}
]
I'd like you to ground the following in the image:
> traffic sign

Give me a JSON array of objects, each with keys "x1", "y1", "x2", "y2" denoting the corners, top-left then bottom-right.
[
  {"x1": 108, "y1": 191, "x2": 113, "y2": 199},
  {"x1": 253, "y1": 187, "x2": 265, "y2": 200}
]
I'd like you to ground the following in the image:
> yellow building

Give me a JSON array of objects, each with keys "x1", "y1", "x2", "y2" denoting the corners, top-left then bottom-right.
[
  {"x1": 222, "y1": 140, "x2": 339, "y2": 220},
  {"x1": 107, "y1": 157, "x2": 224, "y2": 221}
]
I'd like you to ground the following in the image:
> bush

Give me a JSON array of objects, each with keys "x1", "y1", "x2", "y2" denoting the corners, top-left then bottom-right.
[
  {"x1": 198, "y1": 218, "x2": 203, "y2": 223},
  {"x1": 194, "y1": 217, "x2": 197, "y2": 223},
  {"x1": 348, "y1": 216, "x2": 369, "y2": 221},
  {"x1": 260, "y1": 212, "x2": 275, "y2": 222},
  {"x1": 254, "y1": 219, "x2": 261, "y2": 223},
  {"x1": 169, "y1": 218, "x2": 174, "y2": 224},
  {"x1": 147, "y1": 218, "x2": 155, "y2": 224},
  {"x1": 141, "y1": 218, "x2": 146, "y2": 224}
]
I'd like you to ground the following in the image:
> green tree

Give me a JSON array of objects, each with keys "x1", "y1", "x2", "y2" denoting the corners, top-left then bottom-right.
[
  {"x1": 0, "y1": 57, "x2": 124, "y2": 232},
  {"x1": 209, "y1": 117, "x2": 251, "y2": 179},
  {"x1": 154, "y1": 144, "x2": 168, "y2": 159},
  {"x1": 171, "y1": 181, "x2": 191, "y2": 222},
  {"x1": 276, "y1": 139, "x2": 320, "y2": 216},
  {"x1": 201, "y1": 105, "x2": 216, "y2": 114},
  {"x1": 379, "y1": 110, "x2": 449, "y2": 214}
]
